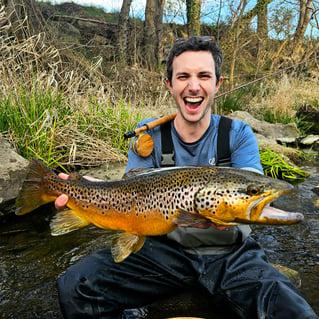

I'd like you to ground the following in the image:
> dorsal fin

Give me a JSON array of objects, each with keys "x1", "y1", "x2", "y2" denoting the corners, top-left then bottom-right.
[{"x1": 122, "y1": 167, "x2": 155, "y2": 179}]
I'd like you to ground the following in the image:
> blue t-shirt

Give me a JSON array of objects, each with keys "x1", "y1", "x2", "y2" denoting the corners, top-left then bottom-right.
[{"x1": 126, "y1": 114, "x2": 263, "y2": 254}]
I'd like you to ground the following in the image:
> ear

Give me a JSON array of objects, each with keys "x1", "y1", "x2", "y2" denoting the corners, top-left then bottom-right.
[
  {"x1": 165, "y1": 78, "x2": 173, "y2": 94},
  {"x1": 215, "y1": 76, "x2": 223, "y2": 93}
]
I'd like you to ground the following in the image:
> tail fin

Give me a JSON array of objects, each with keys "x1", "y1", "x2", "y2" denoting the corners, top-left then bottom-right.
[{"x1": 15, "y1": 159, "x2": 57, "y2": 215}]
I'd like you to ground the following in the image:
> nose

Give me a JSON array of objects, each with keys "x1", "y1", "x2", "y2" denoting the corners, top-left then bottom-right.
[{"x1": 187, "y1": 78, "x2": 200, "y2": 92}]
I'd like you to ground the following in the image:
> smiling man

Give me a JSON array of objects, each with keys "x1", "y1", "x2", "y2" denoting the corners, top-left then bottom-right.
[{"x1": 56, "y1": 37, "x2": 318, "y2": 319}]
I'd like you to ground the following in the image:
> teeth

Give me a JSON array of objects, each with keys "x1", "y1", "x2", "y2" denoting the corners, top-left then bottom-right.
[{"x1": 185, "y1": 97, "x2": 203, "y2": 103}]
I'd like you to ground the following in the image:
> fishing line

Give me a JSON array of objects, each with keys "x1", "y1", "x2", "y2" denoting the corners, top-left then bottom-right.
[{"x1": 124, "y1": 56, "x2": 319, "y2": 157}]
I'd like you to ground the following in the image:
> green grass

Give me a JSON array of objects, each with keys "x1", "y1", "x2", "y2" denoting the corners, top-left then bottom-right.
[
  {"x1": 218, "y1": 88, "x2": 247, "y2": 114},
  {"x1": 0, "y1": 86, "x2": 143, "y2": 171},
  {"x1": 260, "y1": 148, "x2": 310, "y2": 181},
  {"x1": 0, "y1": 85, "x2": 69, "y2": 170}
]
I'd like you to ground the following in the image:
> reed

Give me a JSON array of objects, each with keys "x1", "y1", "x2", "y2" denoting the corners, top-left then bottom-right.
[
  {"x1": 0, "y1": 6, "x2": 147, "y2": 170},
  {"x1": 0, "y1": 5, "x2": 317, "y2": 174},
  {"x1": 260, "y1": 148, "x2": 310, "y2": 181}
]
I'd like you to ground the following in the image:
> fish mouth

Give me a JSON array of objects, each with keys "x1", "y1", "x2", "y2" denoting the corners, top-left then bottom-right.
[{"x1": 245, "y1": 186, "x2": 304, "y2": 225}]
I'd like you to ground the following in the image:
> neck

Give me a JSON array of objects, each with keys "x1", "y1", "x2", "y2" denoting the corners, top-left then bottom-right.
[{"x1": 174, "y1": 112, "x2": 211, "y2": 143}]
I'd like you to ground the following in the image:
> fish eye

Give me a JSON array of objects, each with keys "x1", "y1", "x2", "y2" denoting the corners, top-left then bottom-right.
[{"x1": 247, "y1": 184, "x2": 264, "y2": 196}]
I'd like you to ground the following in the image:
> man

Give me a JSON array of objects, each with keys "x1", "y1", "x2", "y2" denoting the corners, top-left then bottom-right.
[{"x1": 56, "y1": 37, "x2": 318, "y2": 318}]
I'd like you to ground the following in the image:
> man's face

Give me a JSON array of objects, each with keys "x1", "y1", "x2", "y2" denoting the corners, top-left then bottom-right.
[{"x1": 166, "y1": 50, "x2": 222, "y2": 124}]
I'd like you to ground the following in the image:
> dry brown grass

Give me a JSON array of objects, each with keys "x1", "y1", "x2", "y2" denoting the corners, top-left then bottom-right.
[
  {"x1": 1, "y1": 4, "x2": 318, "y2": 169},
  {"x1": 247, "y1": 72, "x2": 319, "y2": 120},
  {"x1": 0, "y1": 5, "x2": 171, "y2": 168}
]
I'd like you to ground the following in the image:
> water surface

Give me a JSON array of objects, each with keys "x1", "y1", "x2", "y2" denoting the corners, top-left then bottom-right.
[{"x1": 1, "y1": 162, "x2": 318, "y2": 318}]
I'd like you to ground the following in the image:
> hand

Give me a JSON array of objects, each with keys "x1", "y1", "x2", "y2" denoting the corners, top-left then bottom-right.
[
  {"x1": 55, "y1": 173, "x2": 69, "y2": 210},
  {"x1": 54, "y1": 173, "x2": 102, "y2": 210}
]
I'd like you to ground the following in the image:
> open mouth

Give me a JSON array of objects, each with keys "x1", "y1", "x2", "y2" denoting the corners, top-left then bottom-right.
[
  {"x1": 183, "y1": 97, "x2": 204, "y2": 113},
  {"x1": 258, "y1": 205, "x2": 304, "y2": 224},
  {"x1": 247, "y1": 189, "x2": 304, "y2": 225}
]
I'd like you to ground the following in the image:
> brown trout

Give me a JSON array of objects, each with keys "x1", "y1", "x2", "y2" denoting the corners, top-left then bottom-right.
[{"x1": 16, "y1": 159, "x2": 303, "y2": 262}]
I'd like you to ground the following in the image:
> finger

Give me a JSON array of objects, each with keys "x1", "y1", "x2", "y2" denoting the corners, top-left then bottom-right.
[
  {"x1": 58, "y1": 173, "x2": 69, "y2": 180},
  {"x1": 55, "y1": 194, "x2": 69, "y2": 210},
  {"x1": 83, "y1": 176, "x2": 103, "y2": 182}
]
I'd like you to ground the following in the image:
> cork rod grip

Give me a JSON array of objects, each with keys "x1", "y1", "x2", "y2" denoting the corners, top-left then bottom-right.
[{"x1": 124, "y1": 112, "x2": 177, "y2": 139}]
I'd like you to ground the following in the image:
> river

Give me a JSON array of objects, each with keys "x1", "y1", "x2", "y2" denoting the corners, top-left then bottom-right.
[{"x1": 0, "y1": 161, "x2": 318, "y2": 318}]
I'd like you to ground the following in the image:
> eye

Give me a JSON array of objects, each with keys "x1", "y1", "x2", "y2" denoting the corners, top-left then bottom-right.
[
  {"x1": 247, "y1": 184, "x2": 264, "y2": 196},
  {"x1": 200, "y1": 74, "x2": 211, "y2": 79}
]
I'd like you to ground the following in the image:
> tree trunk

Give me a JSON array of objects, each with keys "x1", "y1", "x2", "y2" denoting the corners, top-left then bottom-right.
[
  {"x1": 229, "y1": 0, "x2": 247, "y2": 89},
  {"x1": 226, "y1": 0, "x2": 273, "y2": 86},
  {"x1": 117, "y1": 0, "x2": 132, "y2": 62},
  {"x1": 256, "y1": 0, "x2": 268, "y2": 74},
  {"x1": 186, "y1": 0, "x2": 202, "y2": 36},
  {"x1": 257, "y1": 0, "x2": 268, "y2": 41},
  {"x1": 292, "y1": 0, "x2": 314, "y2": 57},
  {"x1": 143, "y1": 0, "x2": 165, "y2": 68}
]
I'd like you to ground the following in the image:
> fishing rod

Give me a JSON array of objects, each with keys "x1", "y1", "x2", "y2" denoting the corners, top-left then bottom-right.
[
  {"x1": 215, "y1": 56, "x2": 319, "y2": 99},
  {"x1": 124, "y1": 56, "x2": 318, "y2": 157}
]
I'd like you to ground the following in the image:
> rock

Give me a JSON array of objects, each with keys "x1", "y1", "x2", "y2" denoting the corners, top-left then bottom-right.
[
  {"x1": 299, "y1": 135, "x2": 319, "y2": 152},
  {"x1": 300, "y1": 135, "x2": 319, "y2": 145},
  {"x1": 254, "y1": 133, "x2": 303, "y2": 166},
  {"x1": 312, "y1": 186, "x2": 319, "y2": 196},
  {"x1": 228, "y1": 111, "x2": 300, "y2": 139},
  {"x1": 228, "y1": 112, "x2": 303, "y2": 166},
  {"x1": 276, "y1": 137, "x2": 298, "y2": 146},
  {"x1": 271, "y1": 263, "x2": 301, "y2": 288},
  {"x1": 0, "y1": 138, "x2": 29, "y2": 216},
  {"x1": 296, "y1": 104, "x2": 319, "y2": 134}
]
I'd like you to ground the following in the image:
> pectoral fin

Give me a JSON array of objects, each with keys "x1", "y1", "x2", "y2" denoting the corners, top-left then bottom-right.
[
  {"x1": 50, "y1": 210, "x2": 90, "y2": 236},
  {"x1": 110, "y1": 233, "x2": 146, "y2": 263},
  {"x1": 172, "y1": 209, "x2": 211, "y2": 227}
]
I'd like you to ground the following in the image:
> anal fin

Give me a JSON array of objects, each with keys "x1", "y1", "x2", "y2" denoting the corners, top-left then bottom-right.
[
  {"x1": 110, "y1": 233, "x2": 146, "y2": 263},
  {"x1": 50, "y1": 210, "x2": 90, "y2": 236}
]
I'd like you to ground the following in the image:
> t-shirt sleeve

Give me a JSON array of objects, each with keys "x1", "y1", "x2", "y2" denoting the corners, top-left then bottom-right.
[
  {"x1": 125, "y1": 118, "x2": 158, "y2": 173},
  {"x1": 230, "y1": 120, "x2": 263, "y2": 173}
]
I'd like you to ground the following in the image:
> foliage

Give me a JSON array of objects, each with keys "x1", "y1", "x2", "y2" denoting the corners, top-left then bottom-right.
[
  {"x1": 0, "y1": 86, "x2": 67, "y2": 170},
  {"x1": 0, "y1": 85, "x2": 143, "y2": 171},
  {"x1": 218, "y1": 87, "x2": 248, "y2": 114},
  {"x1": 268, "y1": 5, "x2": 295, "y2": 39},
  {"x1": 260, "y1": 148, "x2": 310, "y2": 181},
  {"x1": 1, "y1": 2, "x2": 318, "y2": 172}
]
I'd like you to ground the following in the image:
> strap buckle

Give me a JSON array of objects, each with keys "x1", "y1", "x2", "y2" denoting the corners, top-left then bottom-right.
[{"x1": 161, "y1": 152, "x2": 175, "y2": 167}]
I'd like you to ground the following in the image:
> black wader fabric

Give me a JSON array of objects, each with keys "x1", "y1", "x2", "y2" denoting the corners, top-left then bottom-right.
[{"x1": 57, "y1": 236, "x2": 318, "y2": 319}]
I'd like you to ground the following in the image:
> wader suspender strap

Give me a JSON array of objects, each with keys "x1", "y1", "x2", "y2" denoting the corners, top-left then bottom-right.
[
  {"x1": 160, "y1": 116, "x2": 233, "y2": 167},
  {"x1": 160, "y1": 120, "x2": 175, "y2": 167},
  {"x1": 216, "y1": 116, "x2": 232, "y2": 167}
]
